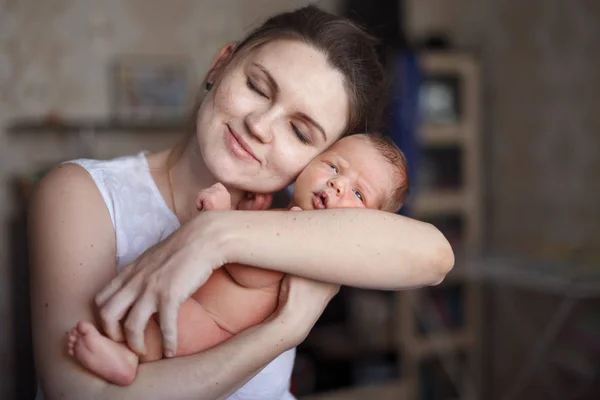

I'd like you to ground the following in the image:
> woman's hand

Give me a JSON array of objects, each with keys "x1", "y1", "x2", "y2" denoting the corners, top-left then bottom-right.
[
  {"x1": 269, "y1": 274, "x2": 340, "y2": 345},
  {"x1": 95, "y1": 213, "x2": 227, "y2": 358}
]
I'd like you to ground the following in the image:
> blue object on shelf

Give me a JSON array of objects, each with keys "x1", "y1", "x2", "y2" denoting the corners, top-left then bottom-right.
[{"x1": 387, "y1": 51, "x2": 421, "y2": 215}]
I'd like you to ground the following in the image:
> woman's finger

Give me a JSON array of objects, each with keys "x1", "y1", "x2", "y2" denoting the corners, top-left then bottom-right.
[
  {"x1": 159, "y1": 295, "x2": 179, "y2": 357},
  {"x1": 124, "y1": 291, "x2": 158, "y2": 355},
  {"x1": 98, "y1": 279, "x2": 144, "y2": 342},
  {"x1": 95, "y1": 263, "x2": 135, "y2": 308}
]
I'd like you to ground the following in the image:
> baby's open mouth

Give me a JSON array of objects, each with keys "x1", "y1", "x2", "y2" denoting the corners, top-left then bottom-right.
[{"x1": 312, "y1": 191, "x2": 328, "y2": 209}]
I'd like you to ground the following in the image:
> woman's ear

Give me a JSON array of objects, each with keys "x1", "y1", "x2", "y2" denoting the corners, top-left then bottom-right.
[{"x1": 206, "y1": 42, "x2": 238, "y2": 84}]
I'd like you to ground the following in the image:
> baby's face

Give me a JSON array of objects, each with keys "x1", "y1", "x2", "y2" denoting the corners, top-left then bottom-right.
[{"x1": 292, "y1": 135, "x2": 395, "y2": 210}]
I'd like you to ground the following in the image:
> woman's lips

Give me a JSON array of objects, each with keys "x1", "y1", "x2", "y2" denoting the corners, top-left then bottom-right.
[{"x1": 226, "y1": 125, "x2": 259, "y2": 163}]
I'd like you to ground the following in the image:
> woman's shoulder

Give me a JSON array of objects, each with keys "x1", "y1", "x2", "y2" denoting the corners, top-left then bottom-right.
[
  {"x1": 33, "y1": 152, "x2": 143, "y2": 207},
  {"x1": 30, "y1": 152, "x2": 145, "y2": 230},
  {"x1": 34, "y1": 161, "x2": 102, "y2": 204},
  {"x1": 63, "y1": 152, "x2": 147, "y2": 177},
  {"x1": 28, "y1": 160, "x2": 117, "y2": 258}
]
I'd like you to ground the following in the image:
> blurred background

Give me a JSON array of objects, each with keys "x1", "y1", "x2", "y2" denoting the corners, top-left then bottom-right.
[{"x1": 1, "y1": 0, "x2": 599, "y2": 399}]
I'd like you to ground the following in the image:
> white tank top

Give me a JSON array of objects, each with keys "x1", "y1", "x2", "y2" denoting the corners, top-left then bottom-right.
[{"x1": 37, "y1": 152, "x2": 296, "y2": 400}]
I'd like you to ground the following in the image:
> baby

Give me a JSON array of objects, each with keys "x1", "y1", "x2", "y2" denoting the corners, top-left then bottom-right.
[{"x1": 67, "y1": 133, "x2": 410, "y2": 385}]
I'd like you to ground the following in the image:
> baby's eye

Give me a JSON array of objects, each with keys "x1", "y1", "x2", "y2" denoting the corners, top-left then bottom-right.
[
  {"x1": 329, "y1": 164, "x2": 338, "y2": 173},
  {"x1": 354, "y1": 190, "x2": 364, "y2": 203}
]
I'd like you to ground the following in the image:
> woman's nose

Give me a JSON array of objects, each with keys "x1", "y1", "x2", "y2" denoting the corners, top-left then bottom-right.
[{"x1": 246, "y1": 110, "x2": 275, "y2": 144}]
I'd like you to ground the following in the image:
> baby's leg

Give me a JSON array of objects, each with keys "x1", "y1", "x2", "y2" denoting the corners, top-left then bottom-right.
[
  {"x1": 140, "y1": 297, "x2": 234, "y2": 360},
  {"x1": 67, "y1": 321, "x2": 139, "y2": 386},
  {"x1": 68, "y1": 300, "x2": 232, "y2": 385},
  {"x1": 67, "y1": 318, "x2": 163, "y2": 385},
  {"x1": 171, "y1": 298, "x2": 234, "y2": 356}
]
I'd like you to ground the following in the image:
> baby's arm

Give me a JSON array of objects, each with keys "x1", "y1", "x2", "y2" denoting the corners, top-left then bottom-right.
[{"x1": 196, "y1": 183, "x2": 273, "y2": 212}]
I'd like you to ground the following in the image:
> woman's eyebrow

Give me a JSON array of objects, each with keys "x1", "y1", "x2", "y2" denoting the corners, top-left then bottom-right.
[
  {"x1": 251, "y1": 62, "x2": 328, "y2": 142},
  {"x1": 298, "y1": 112, "x2": 327, "y2": 142},
  {"x1": 251, "y1": 62, "x2": 279, "y2": 95}
]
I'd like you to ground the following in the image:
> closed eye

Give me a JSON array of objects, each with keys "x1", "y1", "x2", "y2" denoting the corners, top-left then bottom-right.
[
  {"x1": 291, "y1": 123, "x2": 310, "y2": 145},
  {"x1": 247, "y1": 77, "x2": 268, "y2": 99}
]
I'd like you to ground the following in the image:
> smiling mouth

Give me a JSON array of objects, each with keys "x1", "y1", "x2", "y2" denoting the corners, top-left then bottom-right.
[
  {"x1": 312, "y1": 191, "x2": 328, "y2": 209},
  {"x1": 227, "y1": 125, "x2": 260, "y2": 163}
]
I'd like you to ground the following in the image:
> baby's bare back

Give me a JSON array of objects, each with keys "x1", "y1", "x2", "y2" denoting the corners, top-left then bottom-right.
[
  {"x1": 192, "y1": 265, "x2": 283, "y2": 332},
  {"x1": 172, "y1": 185, "x2": 285, "y2": 355},
  {"x1": 170, "y1": 264, "x2": 283, "y2": 357}
]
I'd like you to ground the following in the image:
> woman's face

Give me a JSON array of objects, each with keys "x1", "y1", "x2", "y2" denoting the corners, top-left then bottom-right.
[{"x1": 196, "y1": 39, "x2": 350, "y2": 193}]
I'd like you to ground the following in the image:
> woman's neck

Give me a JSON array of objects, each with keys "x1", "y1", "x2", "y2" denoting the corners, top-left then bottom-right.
[{"x1": 149, "y1": 136, "x2": 245, "y2": 223}]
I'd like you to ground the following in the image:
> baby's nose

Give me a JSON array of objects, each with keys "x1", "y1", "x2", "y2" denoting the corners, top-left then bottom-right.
[{"x1": 328, "y1": 177, "x2": 348, "y2": 196}]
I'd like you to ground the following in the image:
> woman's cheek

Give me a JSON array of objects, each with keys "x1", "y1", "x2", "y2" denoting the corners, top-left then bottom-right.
[{"x1": 275, "y1": 141, "x2": 315, "y2": 180}]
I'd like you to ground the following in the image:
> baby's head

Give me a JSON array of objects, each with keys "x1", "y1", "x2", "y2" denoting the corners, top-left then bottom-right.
[{"x1": 292, "y1": 133, "x2": 409, "y2": 212}]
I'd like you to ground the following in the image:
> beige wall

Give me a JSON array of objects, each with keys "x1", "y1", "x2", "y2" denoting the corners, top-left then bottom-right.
[{"x1": 0, "y1": 1, "x2": 340, "y2": 397}]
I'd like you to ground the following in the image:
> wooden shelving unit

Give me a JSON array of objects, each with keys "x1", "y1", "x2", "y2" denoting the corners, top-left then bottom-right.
[
  {"x1": 397, "y1": 52, "x2": 483, "y2": 400},
  {"x1": 293, "y1": 52, "x2": 483, "y2": 399}
]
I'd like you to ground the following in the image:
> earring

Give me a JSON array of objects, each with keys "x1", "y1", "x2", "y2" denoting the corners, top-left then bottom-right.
[{"x1": 205, "y1": 81, "x2": 213, "y2": 91}]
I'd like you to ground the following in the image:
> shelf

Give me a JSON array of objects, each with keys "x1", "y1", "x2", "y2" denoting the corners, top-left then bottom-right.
[
  {"x1": 408, "y1": 331, "x2": 473, "y2": 358},
  {"x1": 400, "y1": 50, "x2": 482, "y2": 400},
  {"x1": 419, "y1": 124, "x2": 465, "y2": 146},
  {"x1": 412, "y1": 190, "x2": 466, "y2": 215},
  {"x1": 8, "y1": 117, "x2": 187, "y2": 134}
]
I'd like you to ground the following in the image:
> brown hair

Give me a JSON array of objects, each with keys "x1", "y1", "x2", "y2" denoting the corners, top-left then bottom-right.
[
  {"x1": 210, "y1": 5, "x2": 385, "y2": 135},
  {"x1": 360, "y1": 133, "x2": 410, "y2": 212}
]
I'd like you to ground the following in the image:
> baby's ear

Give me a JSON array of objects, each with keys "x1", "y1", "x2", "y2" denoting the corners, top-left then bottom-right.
[{"x1": 238, "y1": 192, "x2": 273, "y2": 211}]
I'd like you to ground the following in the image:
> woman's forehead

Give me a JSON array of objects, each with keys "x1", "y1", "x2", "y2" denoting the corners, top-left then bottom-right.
[{"x1": 242, "y1": 39, "x2": 350, "y2": 142}]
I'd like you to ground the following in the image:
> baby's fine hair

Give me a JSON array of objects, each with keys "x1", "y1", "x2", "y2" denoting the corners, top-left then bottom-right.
[{"x1": 358, "y1": 133, "x2": 410, "y2": 212}]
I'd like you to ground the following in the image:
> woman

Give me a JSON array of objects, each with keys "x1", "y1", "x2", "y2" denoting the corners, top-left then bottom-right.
[{"x1": 29, "y1": 6, "x2": 453, "y2": 400}]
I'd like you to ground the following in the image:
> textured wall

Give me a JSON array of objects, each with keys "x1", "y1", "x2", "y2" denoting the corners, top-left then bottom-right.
[
  {"x1": 0, "y1": 1, "x2": 340, "y2": 397},
  {"x1": 407, "y1": 0, "x2": 600, "y2": 256},
  {"x1": 407, "y1": 1, "x2": 599, "y2": 397}
]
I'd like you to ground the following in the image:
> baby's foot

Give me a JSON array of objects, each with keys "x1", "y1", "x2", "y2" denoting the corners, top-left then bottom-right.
[{"x1": 67, "y1": 321, "x2": 138, "y2": 386}]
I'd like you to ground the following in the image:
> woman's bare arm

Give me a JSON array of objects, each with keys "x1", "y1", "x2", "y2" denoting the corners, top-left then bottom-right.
[
  {"x1": 217, "y1": 208, "x2": 454, "y2": 288},
  {"x1": 97, "y1": 206, "x2": 453, "y2": 357},
  {"x1": 29, "y1": 165, "x2": 308, "y2": 400}
]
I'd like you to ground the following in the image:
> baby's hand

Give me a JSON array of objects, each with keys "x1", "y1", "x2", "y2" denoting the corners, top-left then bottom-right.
[
  {"x1": 196, "y1": 183, "x2": 231, "y2": 211},
  {"x1": 237, "y1": 192, "x2": 273, "y2": 211}
]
